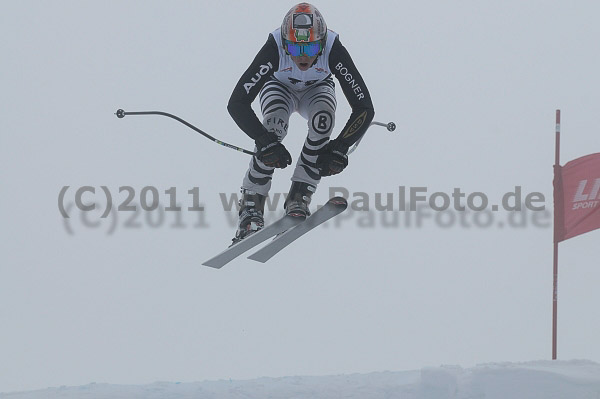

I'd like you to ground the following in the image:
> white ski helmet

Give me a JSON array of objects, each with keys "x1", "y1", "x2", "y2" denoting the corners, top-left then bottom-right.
[{"x1": 281, "y1": 3, "x2": 327, "y2": 56}]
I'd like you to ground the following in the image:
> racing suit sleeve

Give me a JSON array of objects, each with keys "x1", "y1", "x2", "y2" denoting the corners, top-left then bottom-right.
[
  {"x1": 328, "y1": 36, "x2": 375, "y2": 151},
  {"x1": 227, "y1": 34, "x2": 280, "y2": 141}
]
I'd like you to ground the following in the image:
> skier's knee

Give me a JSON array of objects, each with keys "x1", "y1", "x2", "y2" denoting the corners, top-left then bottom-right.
[
  {"x1": 263, "y1": 112, "x2": 290, "y2": 138},
  {"x1": 308, "y1": 108, "x2": 335, "y2": 136}
]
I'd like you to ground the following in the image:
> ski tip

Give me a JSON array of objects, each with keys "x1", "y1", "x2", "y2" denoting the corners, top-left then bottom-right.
[
  {"x1": 201, "y1": 261, "x2": 223, "y2": 269},
  {"x1": 247, "y1": 253, "x2": 269, "y2": 263}
]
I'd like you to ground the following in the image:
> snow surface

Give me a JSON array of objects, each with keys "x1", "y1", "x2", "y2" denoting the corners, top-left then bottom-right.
[{"x1": 2, "y1": 360, "x2": 599, "y2": 399}]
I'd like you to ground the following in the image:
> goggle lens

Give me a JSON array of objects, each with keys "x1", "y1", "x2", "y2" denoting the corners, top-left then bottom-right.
[{"x1": 285, "y1": 41, "x2": 322, "y2": 57}]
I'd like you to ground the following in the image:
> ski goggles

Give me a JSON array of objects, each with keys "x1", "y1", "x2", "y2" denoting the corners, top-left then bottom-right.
[{"x1": 284, "y1": 40, "x2": 322, "y2": 57}]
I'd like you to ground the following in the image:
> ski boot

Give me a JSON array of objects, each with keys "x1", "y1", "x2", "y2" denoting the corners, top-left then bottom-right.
[
  {"x1": 231, "y1": 189, "x2": 267, "y2": 246},
  {"x1": 284, "y1": 181, "x2": 315, "y2": 219}
]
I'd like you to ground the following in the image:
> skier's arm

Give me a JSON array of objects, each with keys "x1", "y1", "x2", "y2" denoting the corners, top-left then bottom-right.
[
  {"x1": 227, "y1": 34, "x2": 279, "y2": 141},
  {"x1": 329, "y1": 36, "x2": 375, "y2": 151}
]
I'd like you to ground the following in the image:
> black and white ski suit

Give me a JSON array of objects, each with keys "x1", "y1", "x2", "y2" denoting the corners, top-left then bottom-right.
[{"x1": 228, "y1": 28, "x2": 375, "y2": 195}]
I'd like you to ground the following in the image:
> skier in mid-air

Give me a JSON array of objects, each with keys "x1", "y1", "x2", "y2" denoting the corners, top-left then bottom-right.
[{"x1": 228, "y1": 2, "x2": 375, "y2": 244}]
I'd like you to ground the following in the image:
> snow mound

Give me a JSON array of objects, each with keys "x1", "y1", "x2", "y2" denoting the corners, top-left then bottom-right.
[{"x1": 2, "y1": 360, "x2": 599, "y2": 399}]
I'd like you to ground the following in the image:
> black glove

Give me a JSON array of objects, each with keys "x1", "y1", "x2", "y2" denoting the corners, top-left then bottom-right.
[
  {"x1": 316, "y1": 140, "x2": 349, "y2": 177},
  {"x1": 255, "y1": 133, "x2": 292, "y2": 169}
]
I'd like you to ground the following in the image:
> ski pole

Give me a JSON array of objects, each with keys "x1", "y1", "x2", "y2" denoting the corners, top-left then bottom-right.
[
  {"x1": 115, "y1": 108, "x2": 395, "y2": 156},
  {"x1": 347, "y1": 120, "x2": 397, "y2": 155},
  {"x1": 115, "y1": 109, "x2": 256, "y2": 155}
]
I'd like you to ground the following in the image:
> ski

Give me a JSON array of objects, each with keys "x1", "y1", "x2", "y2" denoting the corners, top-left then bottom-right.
[
  {"x1": 202, "y1": 214, "x2": 305, "y2": 269},
  {"x1": 247, "y1": 196, "x2": 348, "y2": 263}
]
